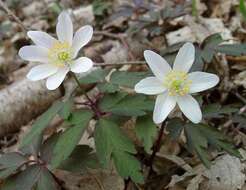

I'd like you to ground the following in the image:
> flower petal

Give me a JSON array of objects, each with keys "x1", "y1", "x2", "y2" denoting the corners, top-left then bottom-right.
[
  {"x1": 173, "y1": 42, "x2": 195, "y2": 73},
  {"x1": 135, "y1": 77, "x2": 166, "y2": 95},
  {"x1": 46, "y1": 67, "x2": 69, "y2": 90},
  {"x1": 56, "y1": 11, "x2": 73, "y2": 44},
  {"x1": 177, "y1": 94, "x2": 202, "y2": 123},
  {"x1": 72, "y1": 25, "x2": 93, "y2": 57},
  {"x1": 19, "y1": 45, "x2": 49, "y2": 63},
  {"x1": 27, "y1": 64, "x2": 58, "y2": 81},
  {"x1": 153, "y1": 93, "x2": 176, "y2": 124},
  {"x1": 70, "y1": 57, "x2": 93, "y2": 73},
  {"x1": 27, "y1": 31, "x2": 58, "y2": 49},
  {"x1": 144, "y1": 50, "x2": 172, "y2": 81},
  {"x1": 188, "y1": 72, "x2": 219, "y2": 93}
]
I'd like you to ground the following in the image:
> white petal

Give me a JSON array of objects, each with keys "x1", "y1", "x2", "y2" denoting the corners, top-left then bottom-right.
[
  {"x1": 188, "y1": 72, "x2": 219, "y2": 93},
  {"x1": 177, "y1": 95, "x2": 202, "y2": 123},
  {"x1": 153, "y1": 93, "x2": 176, "y2": 124},
  {"x1": 19, "y1": 46, "x2": 49, "y2": 63},
  {"x1": 144, "y1": 50, "x2": 172, "y2": 81},
  {"x1": 173, "y1": 42, "x2": 195, "y2": 73},
  {"x1": 27, "y1": 31, "x2": 58, "y2": 49},
  {"x1": 72, "y1": 25, "x2": 93, "y2": 57},
  {"x1": 27, "y1": 64, "x2": 58, "y2": 81},
  {"x1": 70, "y1": 57, "x2": 93, "y2": 73},
  {"x1": 46, "y1": 67, "x2": 69, "y2": 90},
  {"x1": 56, "y1": 11, "x2": 73, "y2": 44},
  {"x1": 134, "y1": 77, "x2": 166, "y2": 95}
]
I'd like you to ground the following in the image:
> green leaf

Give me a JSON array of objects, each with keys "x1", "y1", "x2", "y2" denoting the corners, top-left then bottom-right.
[
  {"x1": 97, "y1": 83, "x2": 119, "y2": 93},
  {"x1": 203, "y1": 103, "x2": 238, "y2": 118},
  {"x1": 1, "y1": 165, "x2": 41, "y2": 190},
  {"x1": 20, "y1": 101, "x2": 65, "y2": 148},
  {"x1": 240, "y1": 0, "x2": 246, "y2": 20},
  {"x1": 110, "y1": 71, "x2": 149, "y2": 88},
  {"x1": 198, "y1": 124, "x2": 241, "y2": 158},
  {"x1": 58, "y1": 99, "x2": 73, "y2": 120},
  {"x1": 215, "y1": 44, "x2": 246, "y2": 56},
  {"x1": 201, "y1": 33, "x2": 223, "y2": 63},
  {"x1": 135, "y1": 116, "x2": 157, "y2": 153},
  {"x1": 79, "y1": 68, "x2": 109, "y2": 84},
  {"x1": 59, "y1": 145, "x2": 99, "y2": 173},
  {"x1": 184, "y1": 123, "x2": 241, "y2": 168},
  {"x1": 50, "y1": 111, "x2": 93, "y2": 169},
  {"x1": 166, "y1": 118, "x2": 184, "y2": 140},
  {"x1": 184, "y1": 124, "x2": 211, "y2": 168},
  {"x1": 40, "y1": 132, "x2": 61, "y2": 163},
  {"x1": 95, "y1": 119, "x2": 143, "y2": 183},
  {"x1": 100, "y1": 93, "x2": 154, "y2": 117},
  {"x1": 36, "y1": 168, "x2": 58, "y2": 190},
  {"x1": 0, "y1": 153, "x2": 27, "y2": 179},
  {"x1": 99, "y1": 92, "x2": 127, "y2": 111}
]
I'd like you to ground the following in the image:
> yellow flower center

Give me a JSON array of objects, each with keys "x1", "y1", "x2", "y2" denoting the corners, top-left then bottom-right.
[
  {"x1": 163, "y1": 71, "x2": 192, "y2": 96},
  {"x1": 48, "y1": 42, "x2": 72, "y2": 66}
]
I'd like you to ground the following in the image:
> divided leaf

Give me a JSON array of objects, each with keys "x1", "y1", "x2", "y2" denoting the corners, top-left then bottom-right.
[
  {"x1": 59, "y1": 145, "x2": 99, "y2": 173},
  {"x1": 0, "y1": 153, "x2": 27, "y2": 179},
  {"x1": 99, "y1": 93, "x2": 154, "y2": 117},
  {"x1": 79, "y1": 68, "x2": 109, "y2": 84},
  {"x1": 95, "y1": 119, "x2": 143, "y2": 183},
  {"x1": 135, "y1": 116, "x2": 157, "y2": 153},
  {"x1": 184, "y1": 123, "x2": 241, "y2": 168},
  {"x1": 36, "y1": 167, "x2": 58, "y2": 190},
  {"x1": 50, "y1": 110, "x2": 93, "y2": 169},
  {"x1": 1, "y1": 165, "x2": 41, "y2": 190},
  {"x1": 20, "y1": 101, "x2": 65, "y2": 148}
]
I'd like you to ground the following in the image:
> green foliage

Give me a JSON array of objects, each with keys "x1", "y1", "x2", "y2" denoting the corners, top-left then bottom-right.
[
  {"x1": 0, "y1": 153, "x2": 27, "y2": 179},
  {"x1": 59, "y1": 145, "x2": 99, "y2": 173},
  {"x1": 50, "y1": 110, "x2": 93, "y2": 169},
  {"x1": 20, "y1": 101, "x2": 65, "y2": 148},
  {"x1": 166, "y1": 118, "x2": 184, "y2": 140},
  {"x1": 1, "y1": 165, "x2": 41, "y2": 190},
  {"x1": 99, "y1": 92, "x2": 154, "y2": 117},
  {"x1": 93, "y1": 0, "x2": 111, "y2": 16},
  {"x1": 97, "y1": 82, "x2": 119, "y2": 93},
  {"x1": 95, "y1": 119, "x2": 144, "y2": 183},
  {"x1": 184, "y1": 123, "x2": 241, "y2": 168},
  {"x1": 239, "y1": 0, "x2": 246, "y2": 20},
  {"x1": 203, "y1": 103, "x2": 238, "y2": 118},
  {"x1": 135, "y1": 115, "x2": 157, "y2": 153},
  {"x1": 79, "y1": 68, "x2": 109, "y2": 84},
  {"x1": 36, "y1": 168, "x2": 58, "y2": 190},
  {"x1": 110, "y1": 71, "x2": 149, "y2": 88}
]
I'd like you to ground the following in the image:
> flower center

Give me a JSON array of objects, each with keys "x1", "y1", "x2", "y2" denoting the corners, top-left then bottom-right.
[
  {"x1": 48, "y1": 42, "x2": 73, "y2": 66},
  {"x1": 163, "y1": 71, "x2": 192, "y2": 96}
]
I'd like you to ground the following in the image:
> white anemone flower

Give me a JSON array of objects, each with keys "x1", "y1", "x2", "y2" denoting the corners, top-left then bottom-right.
[
  {"x1": 19, "y1": 11, "x2": 93, "y2": 90},
  {"x1": 135, "y1": 43, "x2": 219, "y2": 124}
]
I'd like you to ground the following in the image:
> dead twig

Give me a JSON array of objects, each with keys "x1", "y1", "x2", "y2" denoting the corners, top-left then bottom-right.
[{"x1": 0, "y1": 0, "x2": 28, "y2": 32}]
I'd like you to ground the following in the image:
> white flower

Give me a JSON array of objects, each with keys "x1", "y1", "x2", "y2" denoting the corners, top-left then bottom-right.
[
  {"x1": 135, "y1": 43, "x2": 219, "y2": 124},
  {"x1": 19, "y1": 11, "x2": 93, "y2": 90}
]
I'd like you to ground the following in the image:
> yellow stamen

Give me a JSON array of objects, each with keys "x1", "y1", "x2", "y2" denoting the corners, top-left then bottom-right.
[
  {"x1": 48, "y1": 42, "x2": 72, "y2": 66},
  {"x1": 163, "y1": 71, "x2": 192, "y2": 96}
]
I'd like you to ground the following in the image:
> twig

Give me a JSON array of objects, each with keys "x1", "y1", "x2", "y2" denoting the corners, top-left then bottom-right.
[
  {"x1": 94, "y1": 61, "x2": 146, "y2": 66},
  {"x1": 147, "y1": 121, "x2": 166, "y2": 178},
  {"x1": 0, "y1": 0, "x2": 28, "y2": 32}
]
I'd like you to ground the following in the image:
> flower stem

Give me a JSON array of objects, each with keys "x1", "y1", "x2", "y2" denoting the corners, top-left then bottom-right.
[
  {"x1": 148, "y1": 121, "x2": 166, "y2": 178},
  {"x1": 70, "y1": 72, "x2": 102, "y2": 119}
]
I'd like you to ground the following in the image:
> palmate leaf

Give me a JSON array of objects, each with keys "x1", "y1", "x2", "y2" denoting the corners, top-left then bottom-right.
[
  {"x1": 110, "y1": 71, "x2": 150, "y2": 88},
  {"x1": 0, "y1": 153, "x2": 27, "y2": 179},
  {"x1": 1, "y1": 165, "x2": 41, "y2": 190},
  {"x1": 184, "y1": 123, "x2": 241, "y2": 168},
  {"x1": 36, "y1": 167, "x2": 58, "y2": 190},
  {"x1": 79, "y1": 68, "x2": 109, "y2": 84},
  {"x1": 50, "y1": 110, "x2": 93, "y2": 169},
  {"x1": 59, "y1": 145, "x2": 99, "y2": 173},
  {"x1": 95, "y1": 119, "x2": 144, "y2": 183},
  {"x1": 166, "y1": 118, "x2": 184, "y2": 140},
  {"x1": 135, "y1": 115, "x2": 157, "y2": 153},
  {"x1": 99, "y1": 92, "x2": 154, "y2": 117},
  {"x1": 20, "y1": 101, "x2": 65, "y2": 148}
]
